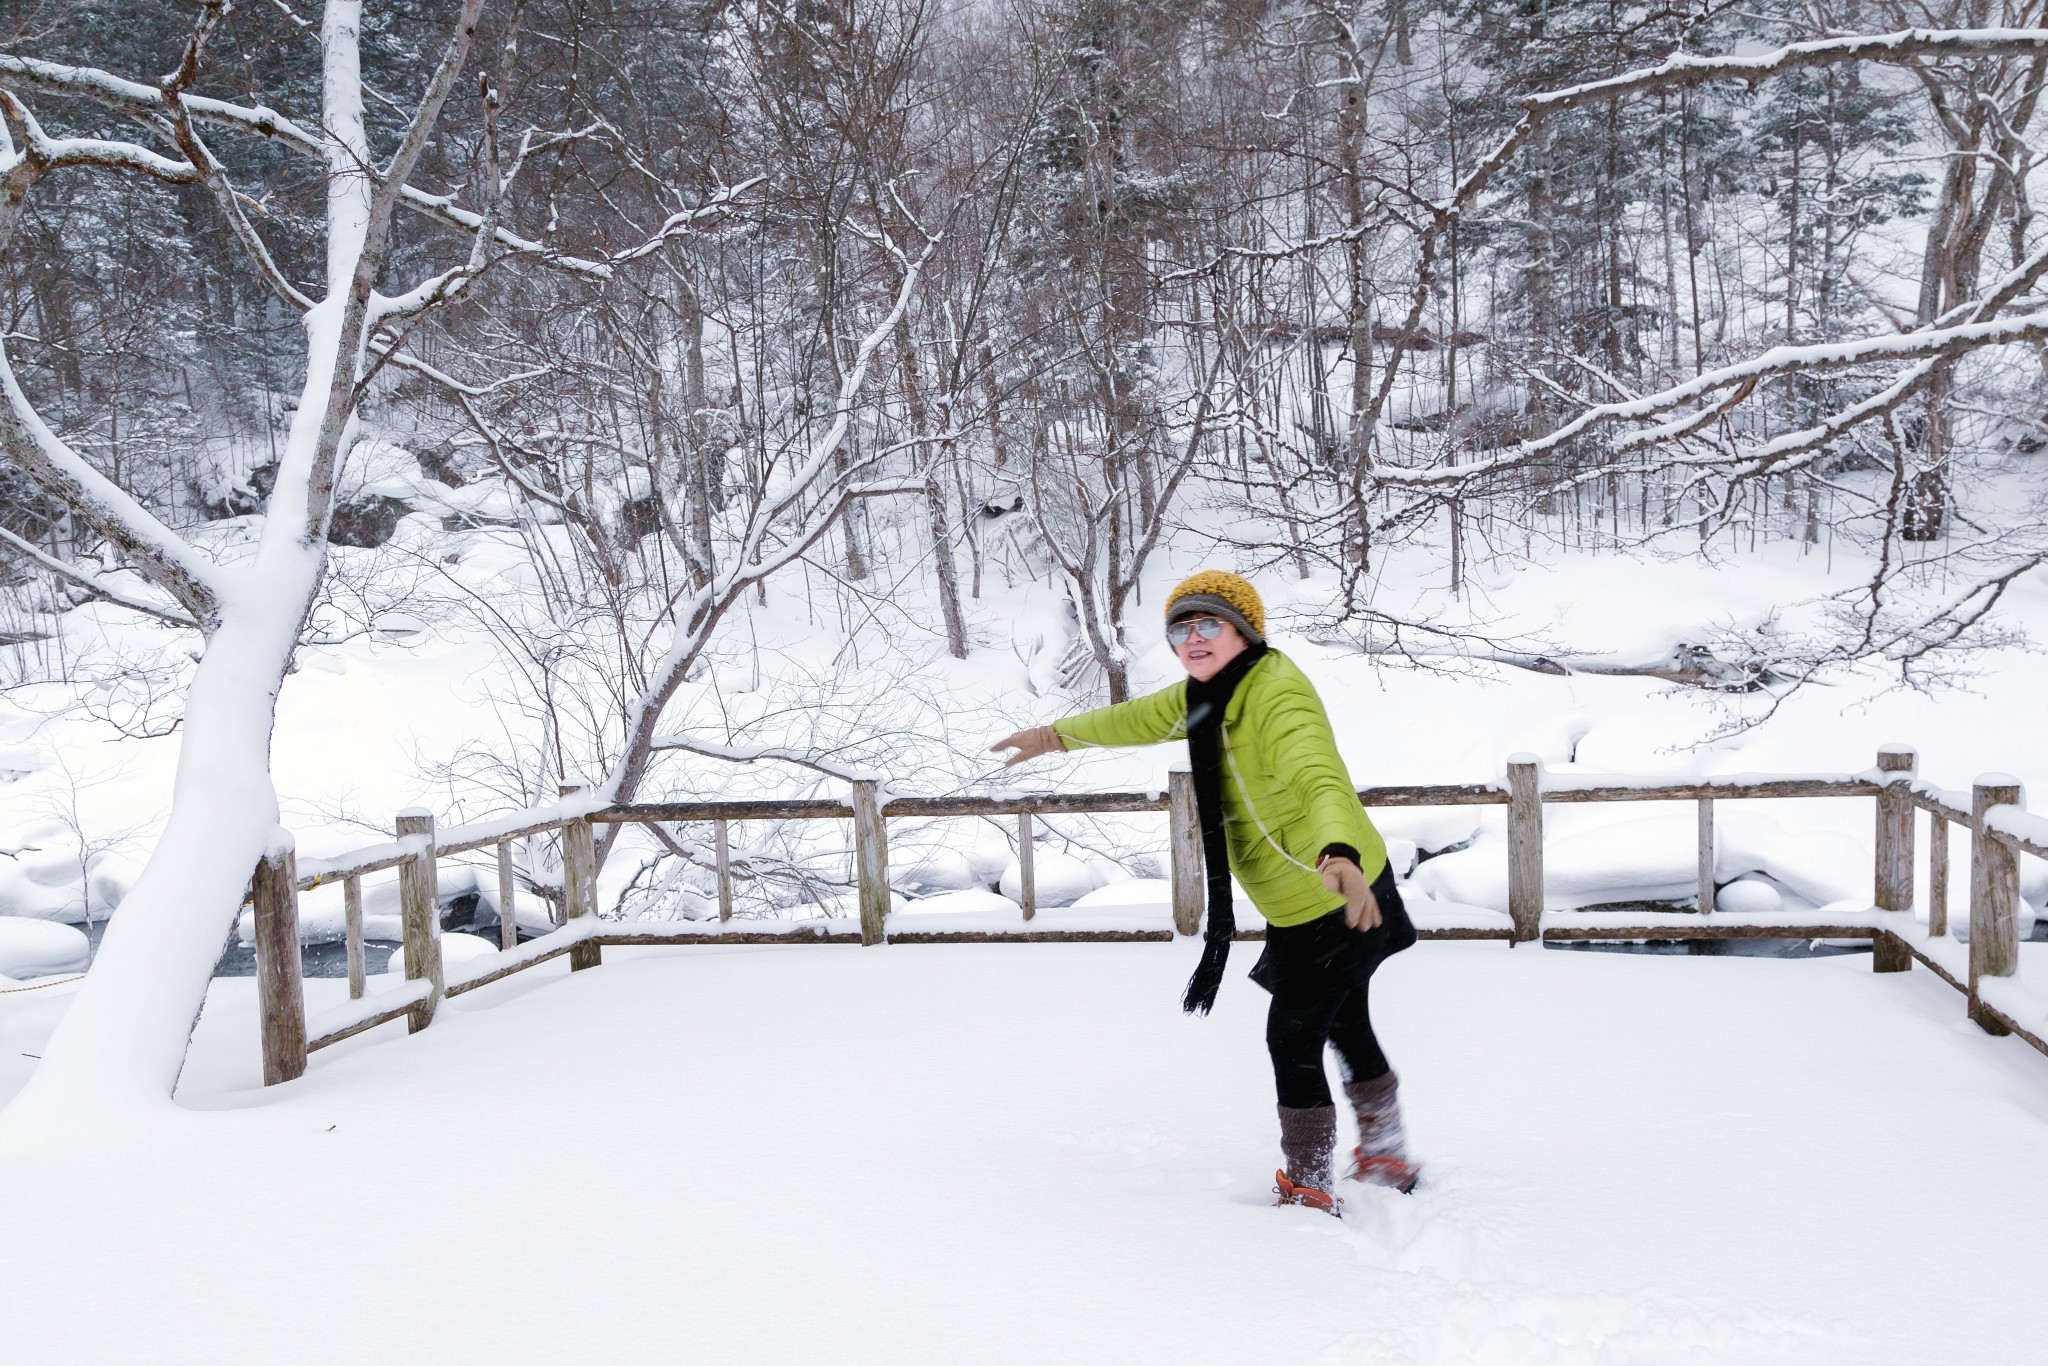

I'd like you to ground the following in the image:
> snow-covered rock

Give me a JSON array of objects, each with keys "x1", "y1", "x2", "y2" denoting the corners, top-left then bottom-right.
[
  {"x1": 893, "y1": 847, "x2": 982, "y2": 893},
  {"x1": 0, "y1": 746, "x2": 40, "y2": 785},
  {"x1": 430, "y1": 478, "x2": 522, "y2": 522},
  {"x1": 964, "y1": 838, "x2": 1013, "y2": 886},
  {"x1": 437, "y1": 932, "x2": 501, "y2": 967},
  {"x1": 377, "y1": 931, "x2": 498, "y2": 980},
  {"x1": 339, "y1": 439, "x2": 428, "y2": 503},
  {"x1": 1413, "y1": 809, "x2": 1867, "y2": 913},
  {"x1": 237, "y1": 862, "x2": 546, "y2": 946},
  {"x1": 900, "y1": 888, "x2": 1019, "y2": 916},
  {"x1": 1084, "y1": 859, "x2": 1131, "y2": 889},
  {"x1": 809, "y1": 890, "x2": 909, "y2": 919},
  {"x1": 1374, "y1": 807, "x2": 1484, "y2": 858},
  {"x1": 998, "y1": 850, "x2": 1095, "y2": 907},
  {"x1": 471, "y1": 873, "x2": 559, "y2": 936},
  {"x1": 1068, "y1": 879, "x2": 1171, "y2": 913},
  {"x1": 0, "y1": 827, "x2": 128, "y2": 924},
  {"x1": 1715, "y1": 877, "x2": 1783, "y2": 916},
  {"x1": 0, "y1": 917, "x2": 89, "y2": 977}
]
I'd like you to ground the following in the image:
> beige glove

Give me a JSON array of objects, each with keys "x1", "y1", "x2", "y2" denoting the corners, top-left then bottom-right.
[
  {"x1": 1319, "y1": 855, "x2": 1382, "y2": 931},
  {"x1": 990, "y1": 724, "x2": 1067, "y2": 767}
]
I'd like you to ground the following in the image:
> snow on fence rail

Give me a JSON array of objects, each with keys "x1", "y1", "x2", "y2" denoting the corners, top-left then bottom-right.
[{"x1": 236, "y1": 747, "x2": 2048, "y2": 1087}]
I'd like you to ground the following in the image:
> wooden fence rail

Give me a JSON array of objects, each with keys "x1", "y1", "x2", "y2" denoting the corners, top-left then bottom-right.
[{"x1": 238, "y1": 746, "x2": 2048, "y2": 1084}]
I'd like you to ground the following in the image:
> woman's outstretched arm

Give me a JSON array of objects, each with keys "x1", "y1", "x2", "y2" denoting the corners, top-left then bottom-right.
[{"x1": 989, "y1": 680, "x2": 1188, "y2": 766}]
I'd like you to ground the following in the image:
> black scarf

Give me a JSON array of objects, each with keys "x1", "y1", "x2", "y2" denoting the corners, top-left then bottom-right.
[{"x1": 1180, "y1": 642, "x2": 1269, "y2": 1015}]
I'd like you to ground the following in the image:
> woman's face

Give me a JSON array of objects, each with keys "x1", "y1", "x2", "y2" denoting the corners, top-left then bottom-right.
[{"x1": 1171, "y1": 614, "x2": 1246, "y2": 682}]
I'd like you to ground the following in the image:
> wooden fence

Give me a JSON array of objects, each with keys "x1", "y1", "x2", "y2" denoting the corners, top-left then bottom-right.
[{"x1": 242, "y1": 746, "x2": 2048, "y2": 1085}]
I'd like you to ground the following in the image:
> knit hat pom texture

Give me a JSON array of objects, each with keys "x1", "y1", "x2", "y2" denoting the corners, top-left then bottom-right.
[{"x1": 1165, "y1": 570, "x2": 1265, "y2": 639}]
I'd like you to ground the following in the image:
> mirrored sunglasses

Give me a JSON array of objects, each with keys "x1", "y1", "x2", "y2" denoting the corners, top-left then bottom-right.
[{"x1": 1166, "y1": 616, "x2": 1227, "y2": 647}]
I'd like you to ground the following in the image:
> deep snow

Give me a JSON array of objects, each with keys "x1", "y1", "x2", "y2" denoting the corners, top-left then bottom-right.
[{"x1": 1, "y1": 941, "x2": 2043, "y2": 1364}]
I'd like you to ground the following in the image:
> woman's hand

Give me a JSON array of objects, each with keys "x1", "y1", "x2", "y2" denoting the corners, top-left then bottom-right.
[
  {"x1": 1319, "y1": 855, "x2": 1381, "y2": 931},
  {"x1": 990, "y1": 725, "x2": 1066, "y2": 767}
]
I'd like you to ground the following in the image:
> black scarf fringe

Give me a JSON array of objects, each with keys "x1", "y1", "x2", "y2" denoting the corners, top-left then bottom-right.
[{"x1": 1179, "y1": 643, "x2": 1268, "y2": 1015}]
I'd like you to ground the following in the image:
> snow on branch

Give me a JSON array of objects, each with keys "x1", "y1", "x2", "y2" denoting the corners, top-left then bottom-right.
[
  {"x1": 0, "y1": 50, "x2": 615, "y2": 281},
  {"x1": 0, "y1": 526, "x2": 198, "y2": 629},
  {"x1": 0, "y1": 53, "x2": 325, "y2": 152},
  {"x1": 650, "y1": 737, "x2": 880, "y2": 784},
  {"x1": 745, "y1": 237, "x2": 939, "y2": 541},
  {"x1": 1435, "y1": 28, "x2": 2048, "y2": 224},
  {"x1": 601, "y1": 175, "x2": 766, "y2": 268},
  {"x1": 363, "y1": 0, "x2": 489, "y2": 236},
  {"x1": 149, "y1": 86, "x2": 314, "y2": 313},
  {"x1": 379, "y1": 120, "x2": 739, "y2": 318},
  {"x1": 1178, "y1": 23, "x2": 2048, "y2": 497},
  {"x1": 1478, "y1": 218, "x2": 2048, "y2": 490},
  {"x1": 0, "y1": 93, "x2": 199, "y2": 185},
  {"x1": 1377, "y1": 306, "x2": 2048, "y2": 491},
  {"x1": 388, "y1": 185, "x2": 611, "y2": 280},
  {"x1": 0, "y1": 345, "x2": 223, "y2": 625},
  {"x1": 600, "y1": 229, "x2": 943, "y2": 816},
  {"x1": 1520, "y1": 28, "x2": 2048, "y2": 117}
]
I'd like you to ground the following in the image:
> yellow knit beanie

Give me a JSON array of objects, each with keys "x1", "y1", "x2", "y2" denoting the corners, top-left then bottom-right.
[{"x1": 1164, "y1": 570, "x2": 1265, "y2": 642}]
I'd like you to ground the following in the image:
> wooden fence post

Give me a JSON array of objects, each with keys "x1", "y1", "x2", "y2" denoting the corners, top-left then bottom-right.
[
  {"x1": 1871, "y1": 932, "x2": 1914, "y2": 974},
  {"x1": 852, "y1": 778, "x2": 889, "y2": 946},
  {"x1": 1874, "y1": 745, "x2": 1916, "y2": 914},
  {"x1": 343, "y1": 874, "x2": 365, "y2": 1000},
  {"x1": 1696, "y1": 797, "x2": 1715, "y2": 915},
  {"x1": 496, "y1": 841, "x2": 519, "y2": 951},
  {"x1": 396, "y1": 809, "x2": 443, "y2": 1032},
  {"x1": 1017, "y1": 812, "x2": 1036, "y2": 921},
  {"x1": 714, "y1": 820, "x2": 733, "y2": 921},
  {"x1": 252, "y1": 835, "x2": 307, "y2": 1086},
  {"x1": 1969, "y1": 774, "x2": 2022, "y2": 1033},
  {"x1": 560, "y1": 785, "x2": 601, "y2": 970},
  {"x1": 1167, "y1": 768, "x2": 1202, "y2": 937},
  {"x1": 1506, "y1": 754, "x2": 1544, "y2": 943},
  {"x1": 1929, "y1": 816, "x2": 1950, "y2": 938}
]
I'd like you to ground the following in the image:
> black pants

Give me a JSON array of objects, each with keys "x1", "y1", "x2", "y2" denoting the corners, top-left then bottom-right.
[{"x1": 1252, "y1": 864, "x2": 1414, "y2": 1109}]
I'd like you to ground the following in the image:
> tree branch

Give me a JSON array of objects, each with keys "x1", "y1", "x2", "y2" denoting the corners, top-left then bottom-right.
[
  {"x1": 0, "y1": 526, "x2": 199, "y2": 629},
  {"x1": 0, "y1": 343, "x2": 222, "y2": 625},
  {"x1": 0, "y1": 49, "x2": 616, "y2": 279}
]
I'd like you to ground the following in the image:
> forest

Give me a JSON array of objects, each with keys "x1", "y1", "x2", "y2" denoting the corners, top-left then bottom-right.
[{"x1": 2, "y1": 1, "x2": 2048, "y2": 1102}]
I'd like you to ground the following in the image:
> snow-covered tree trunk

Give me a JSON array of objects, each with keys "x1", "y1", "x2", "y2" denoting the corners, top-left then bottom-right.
[{"x1": 0, "y1": 0, "x2": 489, "y2": 1124}]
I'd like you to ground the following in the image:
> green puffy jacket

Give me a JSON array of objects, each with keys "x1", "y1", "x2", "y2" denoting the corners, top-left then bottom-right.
[{"x1": 1052, "y1": 650, "x2": 1387, "y2": 927}]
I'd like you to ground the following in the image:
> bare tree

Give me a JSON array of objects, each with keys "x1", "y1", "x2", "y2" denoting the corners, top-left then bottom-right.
[{"x1": 0, "y1": 0, "x2": 687, "y2": 1112}]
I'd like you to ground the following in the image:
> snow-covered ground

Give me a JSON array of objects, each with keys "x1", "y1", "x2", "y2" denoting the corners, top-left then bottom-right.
[{"x1": 1, "y1": 941, "x2": 2042, "y2": 1364}]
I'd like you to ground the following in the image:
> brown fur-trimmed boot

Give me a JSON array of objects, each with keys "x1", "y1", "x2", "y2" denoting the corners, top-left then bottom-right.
[
  {"x1": 1344, "y1": 1072, "x2": 1421, "y2": 1193},
  {"x1": 1274, "y1": 1104, "x2": 1340, "y2": 1214}
]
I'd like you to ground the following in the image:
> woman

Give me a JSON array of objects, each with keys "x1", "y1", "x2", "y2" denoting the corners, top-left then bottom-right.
[{"x1": 992, "y1": 570, "x2": 1421, "y2": 1212}]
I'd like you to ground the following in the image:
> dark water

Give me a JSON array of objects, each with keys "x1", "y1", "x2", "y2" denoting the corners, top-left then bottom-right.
[
  {"x1": 1543, "y1": 937, "x2": 1868, "y2": 958},
  {"x1": 214, "y1": 938, "x2": 408, "y2": 978},
  {"x1": 1541, "y1": 906, "x2": 2048, "y2": 957},
  {"x1": 77, "y1": 918, "x2": 514, "y2": 978}
]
